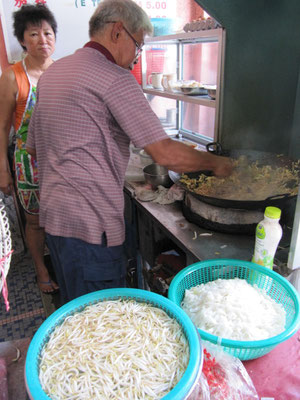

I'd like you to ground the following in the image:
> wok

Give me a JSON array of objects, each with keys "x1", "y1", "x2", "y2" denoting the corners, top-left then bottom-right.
[{"x1": 171, "y1": 142, "x2": 300, "y2": 210}]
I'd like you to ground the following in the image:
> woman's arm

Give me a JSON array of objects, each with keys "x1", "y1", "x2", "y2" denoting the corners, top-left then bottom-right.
[
  {"x1": 26, "y1": 146, "x2": 36, "y2": 158},
  {"x1": 0, "y1": 68, "x2": 17, "y2": 195}
]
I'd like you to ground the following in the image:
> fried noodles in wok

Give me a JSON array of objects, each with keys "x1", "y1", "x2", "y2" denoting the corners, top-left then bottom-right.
[{"x1": 180, "y1": 157, "x2": 300, "y2": 201}]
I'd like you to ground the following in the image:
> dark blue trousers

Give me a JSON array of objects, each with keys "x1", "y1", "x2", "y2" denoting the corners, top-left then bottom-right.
[{"x1": 46, "y1": 233, "x2": 127, "y2": 304}]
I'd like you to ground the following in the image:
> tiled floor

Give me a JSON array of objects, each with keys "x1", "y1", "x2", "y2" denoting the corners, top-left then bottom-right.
[
  {"x1": 0, "y1": 251, "x2": 46, "y2": 342},
  {"x1": 0, "y1": 193, "x2": 47, "y2": 342}
]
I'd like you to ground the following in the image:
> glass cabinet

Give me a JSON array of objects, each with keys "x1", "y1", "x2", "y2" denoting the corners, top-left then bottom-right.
[{"x1": 140, "y1": 28, "x2": 225, "y2": 145}]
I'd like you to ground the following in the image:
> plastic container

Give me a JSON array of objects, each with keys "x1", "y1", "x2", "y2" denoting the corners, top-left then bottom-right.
[
  {"x1": 252, "y1": 206, "x2": 283, "y2": 269},
  {"x1": 25, "y1": 288, "x2": 203, "y2": 400},
  {"x1": 168, "y1": 259, "x2": 300, "y2": 360},
  {"x1": 151, "y1": 18, "x2": 174, "y2": 36}
]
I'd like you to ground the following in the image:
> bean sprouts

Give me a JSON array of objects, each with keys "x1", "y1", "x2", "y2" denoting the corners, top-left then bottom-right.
[{"x1": 39, "y1": 299, "x2": 189, "y2": 399}]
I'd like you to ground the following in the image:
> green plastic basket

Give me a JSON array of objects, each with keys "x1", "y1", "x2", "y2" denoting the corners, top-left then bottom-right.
[{"x1": 168, "y1": 259, "x2": 300, "y2": 360}]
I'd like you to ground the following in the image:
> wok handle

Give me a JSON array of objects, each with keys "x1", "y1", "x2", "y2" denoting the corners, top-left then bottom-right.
[
  {"x1": 206, "y1": 141, "x2": 223, "y2": 155},
  {"x1": 265, "y1": 193, "x2": 291, "y2": 201}
]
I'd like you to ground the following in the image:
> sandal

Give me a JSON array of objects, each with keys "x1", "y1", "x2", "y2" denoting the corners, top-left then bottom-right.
[{"x1": 36, "y1": 278, "x2": 60, "y2": 295}]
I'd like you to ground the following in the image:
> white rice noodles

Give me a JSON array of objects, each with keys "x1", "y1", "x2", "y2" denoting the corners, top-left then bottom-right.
[
  {"x1": 182, "y1": 278, "x2": 286, "y2": 341},
  {"x1": 39, "y1": 299, "x2": 189, "y2": 400}
]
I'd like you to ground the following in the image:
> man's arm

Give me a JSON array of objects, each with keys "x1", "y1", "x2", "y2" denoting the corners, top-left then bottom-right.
[{"x1": 144, "y1": 138, "x2": 233, "y2": 177}]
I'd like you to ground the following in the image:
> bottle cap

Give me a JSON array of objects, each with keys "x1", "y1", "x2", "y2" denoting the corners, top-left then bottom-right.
[{"x1": 264, "y1": 206, "x2": 281, "y2": 219}]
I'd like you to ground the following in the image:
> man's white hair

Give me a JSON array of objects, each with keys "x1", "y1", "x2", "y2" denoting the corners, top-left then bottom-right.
[{"x1": 89, "y1": 0, "x2": 153, "y2": 37}]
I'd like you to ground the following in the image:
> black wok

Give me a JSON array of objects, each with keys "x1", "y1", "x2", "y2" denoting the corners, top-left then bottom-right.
[{"x1": 175, "y1": 142, "x2": 300, "y2": 210}]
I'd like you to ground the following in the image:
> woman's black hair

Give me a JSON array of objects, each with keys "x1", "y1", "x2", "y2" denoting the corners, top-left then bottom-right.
[{"x1": 13, "y1": 4, "x2": 57, "y2": 51}]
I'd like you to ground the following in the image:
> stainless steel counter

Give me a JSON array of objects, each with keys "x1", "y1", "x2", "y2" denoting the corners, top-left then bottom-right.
[
  {"x1": 124, "y1": 175, "x2": 255, "y2": 267},
  {"x1": 125, "y1": 149, "x2": 293, "y2": 273}
]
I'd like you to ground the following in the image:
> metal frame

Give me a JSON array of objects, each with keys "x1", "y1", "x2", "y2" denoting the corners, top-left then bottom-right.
[
  {"x1": 141, "y1": 28, "x2": 225, "y2": 144},
  {"x1": 288, "y1": 186, "x2": 300, "y2": 270}
]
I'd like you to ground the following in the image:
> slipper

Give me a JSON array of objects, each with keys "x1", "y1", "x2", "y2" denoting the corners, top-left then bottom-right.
[{"x1": 36, "y1": 278, "x2": 60, "y2": 295}]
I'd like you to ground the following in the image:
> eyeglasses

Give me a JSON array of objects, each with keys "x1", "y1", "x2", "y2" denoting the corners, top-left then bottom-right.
[
  {"x1": 122, "y1": 26, "x2": 143, "y2": 56},
  {"x1": 106, "y1": 21, "x2": 143, "y2": 56}
]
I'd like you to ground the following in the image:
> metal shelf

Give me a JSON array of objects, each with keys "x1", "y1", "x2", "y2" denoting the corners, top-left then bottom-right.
[
  {"x1": 145, "y1": 28, "x2": 224, "y2": 44},
  {"x1": 143, "y1": 88, "x2": 216, "y2": 108}
]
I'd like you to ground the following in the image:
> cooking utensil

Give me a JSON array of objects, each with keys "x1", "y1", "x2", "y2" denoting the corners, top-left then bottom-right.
[
  {"x1": 173, "y1": 142, "x2": 299, "y2": 210},
  {"x1": 143, "y1": 163, "x2": 173, "y2": 189}
]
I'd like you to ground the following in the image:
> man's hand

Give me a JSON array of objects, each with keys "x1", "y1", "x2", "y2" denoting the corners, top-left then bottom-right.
[
  {"x1": 212, "y1": 156, "x2": 234, "y2": 178},
  {"x1": 0, "y1": 170, "x2": 13, "y2": 195}
]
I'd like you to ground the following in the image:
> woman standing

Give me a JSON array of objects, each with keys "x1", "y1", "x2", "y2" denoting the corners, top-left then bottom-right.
[{"x1": 0, "y1": 4, "x2": 59, "y2": 294}]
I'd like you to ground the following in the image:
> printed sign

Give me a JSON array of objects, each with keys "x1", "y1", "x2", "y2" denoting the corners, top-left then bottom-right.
[{"x1": 0, "y1": 0, "x2": 175, "y2": 63}]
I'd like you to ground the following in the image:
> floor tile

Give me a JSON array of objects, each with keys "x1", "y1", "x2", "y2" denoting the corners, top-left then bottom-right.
[{"x1": 0, "y1": 195, "x2": 46, "y2": 342}]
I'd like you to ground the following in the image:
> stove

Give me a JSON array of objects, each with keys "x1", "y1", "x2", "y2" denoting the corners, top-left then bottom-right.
[{"x1": 182, "y1": 192, "x2": 264, "y2": 235}]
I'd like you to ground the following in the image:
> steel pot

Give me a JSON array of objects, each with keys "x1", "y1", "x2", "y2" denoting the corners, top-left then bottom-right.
[{"x1": 143, "y1": 163, "x2": 173, "y2": 189}]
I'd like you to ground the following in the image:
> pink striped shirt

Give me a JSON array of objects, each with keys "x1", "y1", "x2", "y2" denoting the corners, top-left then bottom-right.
[{"x1": 27, "y1": 43, "x2": 168, "y2": 246}]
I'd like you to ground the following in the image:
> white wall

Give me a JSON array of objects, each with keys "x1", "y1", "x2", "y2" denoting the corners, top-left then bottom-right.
[{"x1": 0, "y1": 0, "x2": 95, "y2": 63}]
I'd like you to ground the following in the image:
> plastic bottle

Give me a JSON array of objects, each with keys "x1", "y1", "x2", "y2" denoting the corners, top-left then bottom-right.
[{"x1": 252, "y1": 206, "x2": 283, "y2": 270}]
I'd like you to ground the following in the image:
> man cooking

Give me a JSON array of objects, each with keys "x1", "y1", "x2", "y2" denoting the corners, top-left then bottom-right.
[{"x1": 26, "y1": 0, "x2": 232, "y2": 304}]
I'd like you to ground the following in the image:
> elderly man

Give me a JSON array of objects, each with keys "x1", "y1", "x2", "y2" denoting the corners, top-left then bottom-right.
[{"x1": 27, "y1": 0, "x2": 232, "y2": 303}]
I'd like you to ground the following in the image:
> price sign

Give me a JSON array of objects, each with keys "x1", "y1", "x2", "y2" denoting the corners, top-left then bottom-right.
[{"x1": 134, "y1": 0, "x2": 176, "y2": 18}]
